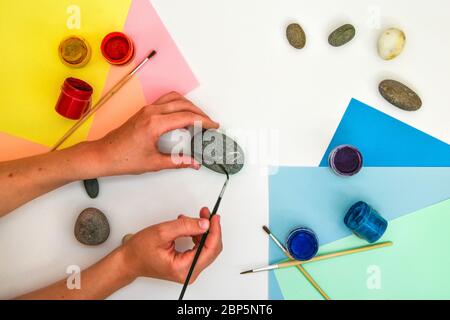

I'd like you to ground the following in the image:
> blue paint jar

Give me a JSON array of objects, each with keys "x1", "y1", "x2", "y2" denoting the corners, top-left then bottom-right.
[
  {"x1": 344, "y1": 201, "x2": 388, "y2": 243},
  {"x1": 286, "y1": 227, "x2": 319, "y2": 261}
]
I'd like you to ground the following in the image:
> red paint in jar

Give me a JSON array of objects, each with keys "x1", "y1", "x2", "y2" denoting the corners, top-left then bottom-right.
[
  {"x1": 101, "y1": 32, "x2": 134, "y2": 65},
  {"x1": 55, "y1": 78, "x2": 93, "y2": 120}
]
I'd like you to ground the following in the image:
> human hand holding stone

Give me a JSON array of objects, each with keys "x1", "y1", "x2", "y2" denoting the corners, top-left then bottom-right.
[{"x1": 93, "y1": 92, "x2": 219, "y2": 176}]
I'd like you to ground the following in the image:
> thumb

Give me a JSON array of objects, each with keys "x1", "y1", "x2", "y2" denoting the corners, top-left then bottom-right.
[{"x1": 158, "y1": 217, "x2": 210, "y2": 242}]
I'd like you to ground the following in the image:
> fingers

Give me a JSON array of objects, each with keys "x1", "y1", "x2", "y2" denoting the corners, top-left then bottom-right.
[
  {"x1": 156, "y1": 154, "x2": 200, "y2": 171},
  {"x1": 153, "y1": 91, "x2": 187, "y2": 105},
  {"x1": 157, "y1": 216, "x2": 210, "y2": 242},
  {"x1": 157, "y1": 112, "x2": 219, "y2": 136},
  {"x1": 156, "y1": 100, "x2": 210, "y2": 118},
  {"x1": 193, "y1": 208, "x2": 212, "y2": 244}
]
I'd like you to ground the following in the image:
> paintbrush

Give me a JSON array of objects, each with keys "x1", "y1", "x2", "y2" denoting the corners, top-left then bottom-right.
[
  {"x1": 51, "y1": 50, "x2": 157, "y2": 151},
  {"x1": 179, "y1": 166, "x2": 230, "y2": 300},
  {"x1": 241, "y1": 241, "x2": 393, "y2": 274},
  {"x1": 262, "y1": 226, "x2": 330, "y2": 300}
]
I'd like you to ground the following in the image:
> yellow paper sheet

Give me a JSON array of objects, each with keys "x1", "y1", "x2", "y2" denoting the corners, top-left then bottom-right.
[{"x1": 0, "y1": 0, "x2": 132, "y2": 147}]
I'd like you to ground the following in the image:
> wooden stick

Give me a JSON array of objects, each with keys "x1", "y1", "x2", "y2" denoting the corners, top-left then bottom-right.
[
  {"x1": 263, "y1": 226, "x2": 330, "y2": 300},
  {"x1": 242, "y1": 241, "x2": 393, "y2": 274},
  {"x1": 51, "y1": 50, "x2": 157, "y2": 151}
]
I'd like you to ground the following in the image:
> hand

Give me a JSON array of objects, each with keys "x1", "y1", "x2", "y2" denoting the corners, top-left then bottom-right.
[
  {"x1": 121, "y1": 208, "x2": 223, "y2": 284},
  {"x1": 94, "y1": 92, "x2": 219, "y2": 176}
]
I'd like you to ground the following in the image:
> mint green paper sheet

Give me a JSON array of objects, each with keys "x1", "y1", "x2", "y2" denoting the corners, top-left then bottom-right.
[{"x1": 273, "y1": 199, "x2": 450, "y2": 300}]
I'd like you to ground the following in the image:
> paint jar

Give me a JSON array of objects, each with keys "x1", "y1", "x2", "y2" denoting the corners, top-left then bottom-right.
[
  {"x1": 344, "y1": 201, "x2": 388, "y2": 243},
  {"x1": 328, "y1": 145, "x2": 363, "y2": 177},
  {"x1": 286, "y1": 227, "x2": 319, "y2": 261},
  {"x1": 101, "y1": 32, "x2": 134, "y2": 65},
  {"x1": 55, "y1": 78, "x2": 93, "y2": 120},
  {"x1": 58, "y1": 36, "x2": 91, "y2": 68}
]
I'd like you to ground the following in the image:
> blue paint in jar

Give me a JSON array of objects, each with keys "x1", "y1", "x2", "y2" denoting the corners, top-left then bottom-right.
[
  {"x1": 286, "y1": 227, "x2": 319, "y2": 261},
  {"x1": 344, "y1": 201, "x2": 388, "y2": 243}
]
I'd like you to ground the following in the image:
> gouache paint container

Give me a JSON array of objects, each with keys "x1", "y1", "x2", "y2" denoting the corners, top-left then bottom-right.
[
  {"x1": 58, "y1": 35, "x2": 92, "y2": 68},
  {"x1": 55, "y1": 77, "x2": 93, "y2": 120},
  {"x1": 328, "y1": 145, "x2": 363, "y2": 177},
  {"x1": 344, "y1": 201, "x2": 388, "y2": 243},
  {"x1": 101, "y1": 32, "x2": 134, "y2": 65},
  {"x1": 286, "y1": 227, "x2": 319, "y2": 261}
]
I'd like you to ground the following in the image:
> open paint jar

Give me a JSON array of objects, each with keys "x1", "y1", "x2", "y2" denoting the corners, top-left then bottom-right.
[
  {"x1": 55, "y1": 78, "x2": 93, "y2": 120},
  {"x1": 286, "y1": 227, "x2": 319, "y2": 261},
  {"x1": 101, "y1": 32, "x2": 134, "y2": 65},
  {"x1": 344, "y1": 201, "x2": 388, "y2": 243},
  {"x1": 58, "y1": 36, "x2": 91, "y2": 68},
  {"x1": 328, "y1": 145, "x2": 363, "y2": 177}
]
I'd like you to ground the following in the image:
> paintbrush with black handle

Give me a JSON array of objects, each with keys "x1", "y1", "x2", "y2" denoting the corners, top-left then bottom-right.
[{"x1": 178, "y1": 167, "x2": 229, "y2": 300}]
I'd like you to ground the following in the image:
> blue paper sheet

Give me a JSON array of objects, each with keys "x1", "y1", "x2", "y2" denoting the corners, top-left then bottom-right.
[{"x1": 319, "y1": 99, "x2": 450, "y2": 167}]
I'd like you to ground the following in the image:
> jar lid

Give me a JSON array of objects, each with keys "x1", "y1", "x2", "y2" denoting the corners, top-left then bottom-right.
[
  {"x1": 101, "y1": 32, "x2": 134, "y2": 65},
  {"x1": 59, "y1": 36, "x2": 91, "y2": 68}
]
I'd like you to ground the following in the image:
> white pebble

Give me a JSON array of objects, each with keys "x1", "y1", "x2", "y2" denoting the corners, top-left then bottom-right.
[{"x1": 378, "y1": 28, "x2": 406, "y2": 60}]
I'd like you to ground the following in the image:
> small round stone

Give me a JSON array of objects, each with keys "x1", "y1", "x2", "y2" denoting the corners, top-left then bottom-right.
[
  {"x1": 191, "y1": 130, "x2": 245, "y2": 175},
  {"x1": 83, "y1": 179, "x2": 99, "y2": 199},
  {"x1": 122, "y1": 234, "x2": 134, "y2": 245},
  {"x1": 378, "y1": 28, "x2": 406, "y2": 60},
  {"x1": 286, "y1": 23, "x2": 306, "y2": 49},
  {"x1": 74, "y1": 208, "x2": 110, "y2": 246},
  {"x1": 328, "y1": 24, "x2": 356, "y2": 47},
  {"x1": 379, "y1": 80, "x2": 422, "y2": 111}
]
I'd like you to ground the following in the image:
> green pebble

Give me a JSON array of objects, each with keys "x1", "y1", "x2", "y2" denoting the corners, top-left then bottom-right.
[
  {"x1": 328, "y1": 24, "x2": 356, "y2": 47},
  {"x1": 83, "y1": 178, "x2": 99, "y2": 199}
]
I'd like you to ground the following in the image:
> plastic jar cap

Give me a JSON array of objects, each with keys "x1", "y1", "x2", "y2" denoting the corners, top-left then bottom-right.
[
  {"x1": 55, "y1": 77, "x2": 93, "y2": 120},
  {"x1": 101, "y1": 32, "x2": 134, "y2": 65},
  {"x1": 59, "y1": 36, "x2": 92, "y2": 68}
]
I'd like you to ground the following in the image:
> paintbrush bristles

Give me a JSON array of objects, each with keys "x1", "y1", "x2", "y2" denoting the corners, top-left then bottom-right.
[
  {"x1": 262, "y1": 225, "x2": 271, "y2": 235},
  {"x1": 240, "y1": 270, "x2": 253, "y2": 275},
  {"x1": 147, "y1": 50, "x2": 157, "y2": 59}
]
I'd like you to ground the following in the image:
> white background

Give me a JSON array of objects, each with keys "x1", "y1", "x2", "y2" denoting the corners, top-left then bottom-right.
[{"x1": 0, "y1": 0, "x2": 449, "y2": 300}]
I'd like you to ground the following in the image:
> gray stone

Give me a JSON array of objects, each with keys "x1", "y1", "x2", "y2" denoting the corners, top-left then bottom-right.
[
  {"x1": 286, "y1": 23, "x2": 306, "y2": 49},
  {"x1": 83, "y1": 179, "x2": 99, "y2": 199},
  {"x1": 191, "y1": 130, "x2": 245, "y2": 175},
  {"x1": 379, "y1": 80, "x2": 422, "y2": 111},
  {"x1": 74, "y1": 208, "x2": 110, "y2": 246},
  {"x1": 328, "y1": 24, "x2": 356, "y2": 47}
]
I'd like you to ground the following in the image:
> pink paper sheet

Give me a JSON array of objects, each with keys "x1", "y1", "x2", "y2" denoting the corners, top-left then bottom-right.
[
  {"x1": 1, "y1": 0, "x2": 199, "y2": 158},
  {"x1": 88, "y1": 0, "x2": 199, "y2": 140}
]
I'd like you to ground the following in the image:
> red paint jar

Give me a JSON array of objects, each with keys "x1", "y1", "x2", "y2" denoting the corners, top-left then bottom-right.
[
  {"x1": 101, "y1": 32, "x2": 134, "y2": 65},
  {"x1": 55, "y1": 78, "x2": 93, "y2": 120}
]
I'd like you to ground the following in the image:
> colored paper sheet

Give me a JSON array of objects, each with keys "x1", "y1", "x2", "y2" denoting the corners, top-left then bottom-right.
[
  {"x1": 0, "y1": 0, "x2": 132, "y2": 147},
  {"x1": 0, "y1": 132, "x2": 48, "y2": 162},
  {"x1": 319, "y1": 99, "x2": 450, "y2": 167},
  {"x1": 88, "y1": 0, "x2": 199, "y2": 140},
  {"x1": 269, "y1": 167, "x2": 450, "y2": 261},
  {"x1": 273, "y1": 199, "x2": 450, "y2": 300}
]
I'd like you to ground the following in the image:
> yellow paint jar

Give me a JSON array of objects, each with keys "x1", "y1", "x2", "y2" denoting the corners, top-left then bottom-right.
[{"x1": 58, "y1": 36, "x2": 92, "y2": 68}]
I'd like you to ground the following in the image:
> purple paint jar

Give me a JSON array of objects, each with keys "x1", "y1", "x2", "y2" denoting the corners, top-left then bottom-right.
[{"x1": 328, "y1": 145, "x2": 363, "y2": 177}]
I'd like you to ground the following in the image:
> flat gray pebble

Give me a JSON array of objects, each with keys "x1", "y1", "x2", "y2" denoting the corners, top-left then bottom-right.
[
  {"x1": 83, "y1": 179, "x2": 99, "y2": 199},
  {"x1": 379, "y1": 80, "x2": 422, "y2": 111},
  {"x1": 328, "y1": 24, "x2": 356, "y2": 47},
  {"x1": 74, "y1": 208, "x2": 110, "y2": 246}
]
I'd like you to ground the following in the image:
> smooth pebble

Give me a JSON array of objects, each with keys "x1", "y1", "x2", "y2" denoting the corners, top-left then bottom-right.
[
  {"x1": 83, "y1": 178, "x2": 99, "y2": 199},
  {"x1": 286, "y1": 23, "x2": 306, "y2": 49},
  {"x1": 74, "y1": 208, "x2": 110, "y2": 246},
  {"x1": 328, "y1": 24, "x2": 356, "y2": 47},
  {"x1": 379, "y1": 80, "x2": 422, "y2": 111},
  {"x1": 378, "y1": 28, "x2": 406, "y2": 60}
]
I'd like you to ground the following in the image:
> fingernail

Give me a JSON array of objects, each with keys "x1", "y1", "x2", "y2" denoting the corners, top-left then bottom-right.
[{"x1": 199, "y1": 219, "x2": 210, "y2": 230}]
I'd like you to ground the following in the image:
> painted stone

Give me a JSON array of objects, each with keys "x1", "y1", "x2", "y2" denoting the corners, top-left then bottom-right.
[
  {"x1": 83, "y1": 178, "x2": 99, "y2": 199},
  {"x1": 328, "y1": 24, "x2": 356, "y2": 47},
  {"x1": 74, "y1": 208, "x2": 110, "y2": 246},
  {"x1": 378, "y1": 28, "x2": 406, "y2": 60},
  {"x1": 286, "y1": 23, "x2": 306, "y2": 49},
  {"x1": 379, "y1": 80, "x2": 422, "y2": 111},
  {"x1": 191, "y1": 130, "x2": 245, "y2": 175}
]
